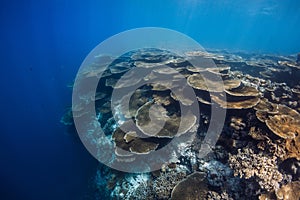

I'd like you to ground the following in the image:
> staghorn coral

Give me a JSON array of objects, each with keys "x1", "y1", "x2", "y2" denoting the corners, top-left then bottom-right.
[
  {"x1": 229, "y1": 148, "x2": 283, "y2": 191},
  {"x1": 109, "y1": 165, "x2": 189, "y2": 200}
]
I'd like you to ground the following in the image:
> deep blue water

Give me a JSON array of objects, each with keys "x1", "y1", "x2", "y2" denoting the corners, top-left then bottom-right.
[{"x1": 0, "y1": 0, "x2": 299, "y2": 199}]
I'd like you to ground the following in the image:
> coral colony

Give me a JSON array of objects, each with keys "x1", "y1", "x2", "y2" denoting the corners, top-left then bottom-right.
[{"x1": 62, "y1": 49, "x2": 300, "y2": 199}]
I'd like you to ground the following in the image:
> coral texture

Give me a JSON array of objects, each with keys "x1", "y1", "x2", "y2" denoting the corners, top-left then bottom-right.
[{"x1": 229, "y1": 148, "x2": 283, "y2": 191}]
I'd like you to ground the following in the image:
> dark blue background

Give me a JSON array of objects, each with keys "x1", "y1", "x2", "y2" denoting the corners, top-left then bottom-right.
[{"x1": 0, "y1": 0, "x2": 299, "y2": 199}]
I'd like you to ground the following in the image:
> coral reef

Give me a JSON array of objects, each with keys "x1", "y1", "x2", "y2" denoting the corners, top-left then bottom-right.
[
  {"x1": 62, "y1": 48, "x2": 300, "y2": 199},
  {"x1": 229, "y1": 148, "x2": 283, "y2": 191},
  {"x1": 275, "y1": 181, "x2": 300, "y2": 200},
  {"x1": 153, "y1": 165, "x2": 188, "y2": 199},
  {"x1": 110, "y1": 173, "x2": 152, "y2": 199},
  {"x1": 171, "y1": 171, "x2": 208, "y2": 200}
]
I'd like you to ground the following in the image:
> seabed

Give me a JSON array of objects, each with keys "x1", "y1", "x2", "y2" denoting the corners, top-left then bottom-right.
[{"x1": 62, "y1": 49, "x2": 300, "y2": 200}]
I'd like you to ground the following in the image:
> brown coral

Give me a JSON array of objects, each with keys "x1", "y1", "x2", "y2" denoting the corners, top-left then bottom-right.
[
  {"x1": 171, "y1": 172, "x2": 208, "y2": 200},
  {"x1": 265, "y1": 115, "x2": 300, "y2": 139},
  {"x1": 153, "y1": 166, "x2": 188, "y2": 199},
  {"x1": 187, "y1": 72, "x2": 224, "y2": 92},
  {"x1": 112, "y1": 121, "x2": 159, "y2": 155},
  {"x1": 135, "y1": 101, "x2": 197, "y2": 138},
  {"x1": 254, "y1": 101, "x2": 300, "y2": 160},
  {"x1": 275, "y1": 181, "x2": 300, "y2": 200},
  {"x1": 229, "y1": 148, "x2": 283, "y2": 191},
  {"x1": 225, "y1": 85, "x2": 260, "y2": 97},
  {"x1": 170, "y1": 86, "x2": 195, "y2": 106},
  {"x1": 211, "y1": 94, "x2": 260, "y2": 109}
]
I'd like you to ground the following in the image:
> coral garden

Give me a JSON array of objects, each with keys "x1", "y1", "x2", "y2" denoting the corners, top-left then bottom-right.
[{"x1": 62, "y1": 48, "x2": 300, "y2": 199}]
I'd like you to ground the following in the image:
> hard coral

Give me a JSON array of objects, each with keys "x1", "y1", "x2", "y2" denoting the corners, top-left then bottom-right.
[
  {"x1": 171, "y1": 171, "x2": 208, "y2": 200},
  {"x1": 211, "y1": 94, "x2": 260, "y2": 109},
  {"x1": 249, "y1": 127, "x2": 287, "y2": 160},
  {"x1": 135, "y1": 101, "x2": 196, "y2": 138},
  {"x1": 254, "y1": 101, "x2": 300, "y2": 160},
  {"x1": 265, "y1": 114, "x2": 300, "y2": 140},
  {"x1": 229, "y1": 148, "x2": 283, "y2": 191},
  {"x1": 110, "y1": 173, "x2": 153, "y2": 200},
  {"x1": 112, "y1": 121, "x2": 159, "y2": 156},
  {"x1": 275, "y1": 181, "x2": 300, "y2": 200},
  {"x1": 152, "y1": 166, "x2": 188, "y2": 199}
]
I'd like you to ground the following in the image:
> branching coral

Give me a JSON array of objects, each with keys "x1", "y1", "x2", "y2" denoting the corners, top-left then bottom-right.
[
  {"x1": 229, "y1": 148, "x2": 283, "y2": 191},
  {"x1": 249, "y1": 126, "x2": 287, "y2": 160},
  {"x1": 153, "y1": 166, "x2": 188, "y2": 199}
]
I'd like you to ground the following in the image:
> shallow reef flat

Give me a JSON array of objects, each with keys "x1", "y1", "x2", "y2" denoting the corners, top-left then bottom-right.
[{"x1": 62, "y1": 49, "x2": 300, "y2": 200}]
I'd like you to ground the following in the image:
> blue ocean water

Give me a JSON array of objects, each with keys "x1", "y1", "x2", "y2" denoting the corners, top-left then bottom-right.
[{"x1": 0, "y1": 0, "x2": 299, "y2": 199}]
